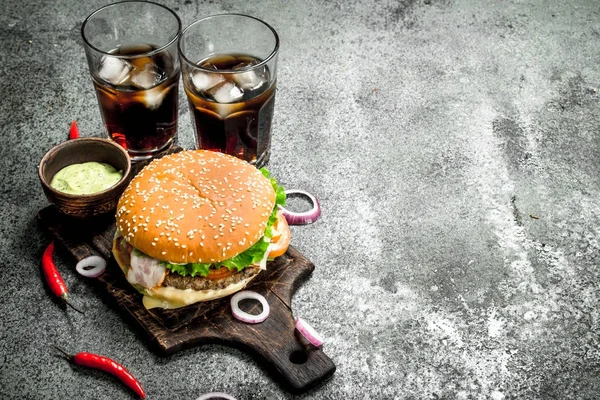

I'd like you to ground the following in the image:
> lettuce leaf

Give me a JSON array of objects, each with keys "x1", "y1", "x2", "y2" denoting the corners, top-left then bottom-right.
[
  {"x1": 219, "y1": 237, "x2": 270, "y2": 271},
  {"x1": 161, "y1": 168, "x2": 286, "y2": 277},
  {"x1": 261, "y1": 167, "x2": 286, "y2": 239},
  {"x1": 164, "y1": 262, "x2": 211, "y2": 277},
  {"x1": 261, "y1": 167, "x2": 287, "y2": 208}
]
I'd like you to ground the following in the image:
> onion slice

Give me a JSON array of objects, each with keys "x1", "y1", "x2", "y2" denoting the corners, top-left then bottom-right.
[
  {"x1": 195, "y1": 393, "x2": 236, "y2": 400},
  {"x1": 230, "y1": 291, "x2": 270, "y2": 324},
  {"x1": 75, "y1": 256, "x2": 107, "y2": 278},
  {"x1": 295, "y1": 317, "x2": 325, "y2": 347},
  {"x1": 278, "y1": 189, "x2": 321, "y2": 225}
]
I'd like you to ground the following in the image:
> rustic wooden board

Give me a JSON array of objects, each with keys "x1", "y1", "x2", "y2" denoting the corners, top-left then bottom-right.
[{"x1": 36, "y1": 147, "x2": 335, "y2": 393}]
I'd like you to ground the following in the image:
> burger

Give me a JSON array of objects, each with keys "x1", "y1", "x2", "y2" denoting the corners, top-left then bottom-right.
[{"x1": 112, "y1": 150, "x2": 290, "y2": 309}]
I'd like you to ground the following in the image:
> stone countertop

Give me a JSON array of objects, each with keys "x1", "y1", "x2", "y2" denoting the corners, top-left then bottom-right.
[{"x1": 1, "y1": 0, "x2": 600, "y2": 399}]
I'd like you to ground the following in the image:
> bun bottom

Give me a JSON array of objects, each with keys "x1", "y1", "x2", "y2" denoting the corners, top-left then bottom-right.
[{"x1": 112, "y1": 237, "x2": 259, "y2": 310}]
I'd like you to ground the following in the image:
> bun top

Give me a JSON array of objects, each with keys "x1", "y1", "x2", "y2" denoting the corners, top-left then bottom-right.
[{"x1": 116, "y1": 150, "x2": 276, "y2": 263}]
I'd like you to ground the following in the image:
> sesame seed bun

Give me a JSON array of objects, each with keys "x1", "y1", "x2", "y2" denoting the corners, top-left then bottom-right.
[{"x1": 115, "y1": 150, "x2": 276, "y2": 264}]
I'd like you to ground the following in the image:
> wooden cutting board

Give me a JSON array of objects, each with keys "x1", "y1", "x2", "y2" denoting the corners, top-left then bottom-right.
[{"x1": 36, "y1": 146, "x2": 335, "y2": 394}]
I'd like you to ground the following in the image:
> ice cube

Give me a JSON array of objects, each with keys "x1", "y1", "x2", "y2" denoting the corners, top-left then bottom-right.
[
  {"x1": 191, "y1": 71, "x2": 225, "y2": 93},
  {"x1": 213, "y1": 102, "x2": 244, "y2": 119},
  {"x1": 98, "y1": 56, "x2": 131, "y2": 85},
  {"x1": 144, "y1": 86, "x2": 171, "y2": 110},
  {"x1": 202, "y1": 62, "x2": 219, "y2": 70},
  {"x1": 131, "y1": 65, "x2": 162, "y2": 89},
  {"x1": 233, "y1": 70, "x2": 267, "y2": 90},
  {"x1": 232, "y1": 62, "x2": 267, "y2": 90},
  {"x1": 231, "y1": 61, "x2": 255, "y2": 70},
  {"x1": 209, "y1": 81, "x2": 243, "y2": 104}
]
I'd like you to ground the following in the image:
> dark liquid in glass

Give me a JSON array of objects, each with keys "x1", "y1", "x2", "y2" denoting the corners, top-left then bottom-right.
[
  {"x1": 92, "y1": 44, "x2": 179, "y2": 160},
  {"x1": 185, "y1": 54, "x2": 276, "y2": 167}
]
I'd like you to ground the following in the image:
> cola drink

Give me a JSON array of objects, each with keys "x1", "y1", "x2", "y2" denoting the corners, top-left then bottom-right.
[
  {"x1": 92, "y1": 44, "x2": 179, "y2": 160},
  {"x1": 82, "y1": 2, "x2": 181, "y2": 161},
  {"x1": 184, "y1": 54, "x2": 276, "y2": 167}
]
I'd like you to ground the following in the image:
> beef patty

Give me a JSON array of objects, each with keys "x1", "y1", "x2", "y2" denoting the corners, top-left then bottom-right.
[{"x1": 163, "y1": 266, "x2": 261, "y2": 291}]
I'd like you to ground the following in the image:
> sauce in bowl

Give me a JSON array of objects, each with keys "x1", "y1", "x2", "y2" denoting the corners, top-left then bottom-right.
[{"x1": 50, "y1": 161, "x2": 123, "y2": 195}]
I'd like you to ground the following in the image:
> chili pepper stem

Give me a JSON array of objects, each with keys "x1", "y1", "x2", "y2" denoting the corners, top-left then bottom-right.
[
  {"x1": 53, "y1": 345, "x2": 74, "y2": 360},
  {"x1": 61, "y1": 293, "x2": 85, "y2": 314}
]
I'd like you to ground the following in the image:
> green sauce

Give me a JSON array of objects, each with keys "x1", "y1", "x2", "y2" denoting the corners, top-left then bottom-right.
[{"x1": 50, "y1": 162, "x2": 123, "y2": 195}]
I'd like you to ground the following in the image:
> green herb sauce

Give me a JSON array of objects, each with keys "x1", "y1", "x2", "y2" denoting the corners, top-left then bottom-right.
[{"x1": 50, "y1": 162, "x2": 123, "y2": 195}]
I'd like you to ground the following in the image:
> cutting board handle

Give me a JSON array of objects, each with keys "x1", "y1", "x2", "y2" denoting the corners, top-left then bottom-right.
[{"x1": 226, "y1": 290, "x2": 336, "y2": 393}]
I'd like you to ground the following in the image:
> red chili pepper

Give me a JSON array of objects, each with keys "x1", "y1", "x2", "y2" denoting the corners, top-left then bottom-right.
[
  {"x1": 69, "y1": 120, "x2": 80, "y2": 140},
  {"x1": 41, "y1": 241, "x2": 84, "y2": 313},
  {"x1": 55, "y1": 346, "x2": 146, "y2": 399},
  {"x1": 111, "y1": 132, "x2": 128, "y2": 150}
]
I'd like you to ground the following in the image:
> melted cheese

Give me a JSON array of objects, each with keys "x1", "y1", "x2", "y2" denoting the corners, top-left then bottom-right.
[{"x1": 142, "y1": 277, "x2": 254, "y2": 309}]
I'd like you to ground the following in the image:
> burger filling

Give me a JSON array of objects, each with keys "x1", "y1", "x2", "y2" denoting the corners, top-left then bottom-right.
[
  {"x1": 163, "y1": 266, "x2": 261, "y2": 291},
  {"x1": 115, "y1": 168, "x2": 286, "y2": 293}
]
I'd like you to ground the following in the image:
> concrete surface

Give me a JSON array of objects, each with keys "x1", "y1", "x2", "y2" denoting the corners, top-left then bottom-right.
[{"x1": 1, "y1": 0, "x2": 600, "y2": 399}]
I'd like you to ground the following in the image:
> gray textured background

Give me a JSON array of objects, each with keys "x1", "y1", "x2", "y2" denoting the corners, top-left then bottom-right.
[{"x1": 1, "y1": 0, "x2": 600, "y2": 399}]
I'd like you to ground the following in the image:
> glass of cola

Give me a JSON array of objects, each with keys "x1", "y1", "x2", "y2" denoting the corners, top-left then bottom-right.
[
  {"x1": 81, "y1": 1, "x2": 181, "y2": 161},
  {"x1": 178, "y1": 14, "x2": 279, "y2": 168}
]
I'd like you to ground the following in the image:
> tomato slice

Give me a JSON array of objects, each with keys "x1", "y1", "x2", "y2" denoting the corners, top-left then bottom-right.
[
  {"x1": 268, "y1": 211, "x2": 291, "y2": 258},
  {"x1": 206, "y1": 266, "x2": 233, "y2": 280}
]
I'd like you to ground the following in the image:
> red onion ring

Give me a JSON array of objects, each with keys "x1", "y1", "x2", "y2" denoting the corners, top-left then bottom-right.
[
  {"x1": 230, "y1": 291, "x2": 270, "y2": 324},
  {"x1": 295, "y1": 317, "x2": 324, "y2": 347},
  {"x1": 195, "y1": 393, "x2": 236, "y2": 400},
  {"x1": 278, "y1": 189, "x2": 321, "y2": 225},
  {"x1": 75, "y1": 256, "x2": 107, "y2": 278}
]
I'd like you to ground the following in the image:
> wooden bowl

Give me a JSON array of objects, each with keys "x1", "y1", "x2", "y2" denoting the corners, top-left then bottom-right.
[{"x1": 38, "y1": 138, "x2": 132, "y2": 219}]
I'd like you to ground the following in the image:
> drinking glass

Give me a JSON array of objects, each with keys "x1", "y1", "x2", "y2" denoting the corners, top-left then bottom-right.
[
  {"x1": 82, "y1": 1, "x2": 181, "y2": 161},
  {"x1": 178, "y1": 14, "x2": 279, "y2": 168}
]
